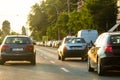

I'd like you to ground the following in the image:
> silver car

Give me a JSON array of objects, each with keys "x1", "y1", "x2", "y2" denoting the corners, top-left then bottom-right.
[
  {"x1": 58, "y1": 37, "x2": 88, "y2": 61},
  {"x1": 0, "y1": 35, "x2": 36, "y2": 65}
]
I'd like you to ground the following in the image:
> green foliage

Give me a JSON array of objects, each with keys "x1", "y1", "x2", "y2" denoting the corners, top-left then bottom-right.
[
  {"x1": 56, "y1": 12, "x2": 69, "y2": 38},
  {"x1": 10, "y1": 31, "x2": 19, "y2": 35},
  {"x1": 27, "y1": 3, "x2": 48, "y2": 40},
  {"x1": 27, "y1": 0, "x2": 117, "y2": 40},
  {"x1": 86, "y1": 0, "x2": 117, "y2": 32}
]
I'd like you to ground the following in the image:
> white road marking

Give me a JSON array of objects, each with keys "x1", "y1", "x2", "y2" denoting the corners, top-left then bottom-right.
[
  {"x1": 61, "y1": 67, "x2": 70, "y2": 72},
  {"x1": 50, "y1": 61, "x2": 55, "y2": 64},
  {"x1": 44, "y1": 57, "x2": 48, "y2": 59}
]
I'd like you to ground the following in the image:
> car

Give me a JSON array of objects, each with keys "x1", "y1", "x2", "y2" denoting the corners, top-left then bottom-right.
[
  {"x1": 0, "y1": 35, "x2": 36, "y2": 65},
  {"x1": 58, "y1": 37, "x2": 88, "y2": 61},
  {"x1": 77, "y1": 30, "x2": 98, "y2": 44},
  {"x1": 88, "y1": 32, "x2": 120, "y2": 76}
]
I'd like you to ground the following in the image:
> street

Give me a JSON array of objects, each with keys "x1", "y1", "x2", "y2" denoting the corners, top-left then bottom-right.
[{"x1": 0, "y1": 46, "x2": 120, "y2": 80}]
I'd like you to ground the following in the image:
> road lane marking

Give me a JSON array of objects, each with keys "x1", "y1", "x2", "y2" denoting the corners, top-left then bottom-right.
[
  {"x1": 44, "y1": 57, "x2": 48, "y2": 59},
  {"x1": 61, "y1": 67, "x2": 70, "y2": 72},
  {"x1": 50, "y1": 61, "x2": 55, "y2": 64}
]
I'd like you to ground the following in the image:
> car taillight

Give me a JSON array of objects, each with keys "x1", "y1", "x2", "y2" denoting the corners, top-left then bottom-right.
[
  {"x1": 1, "y1": 45, "x2": 9, "y2": 51},
  {"x1": 27, "y1": 45, "x2": 34, "y2": 51},
  {"x1": 105, "y1": 44, "x2": 112, "y2": 53},
  {"x1": 63, "y1": 46, "x2": 67, "y2": 51}
]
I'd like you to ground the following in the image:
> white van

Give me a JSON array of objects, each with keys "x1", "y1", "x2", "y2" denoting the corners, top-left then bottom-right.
[{"x1": 77, "y1": 30, "x2": 98, "y2": 46}]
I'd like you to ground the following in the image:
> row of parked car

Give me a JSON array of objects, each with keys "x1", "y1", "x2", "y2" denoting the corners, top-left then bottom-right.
[
  {"x1": 57, "y1": 31, "x2": 120, "y2": 76},
  {"x1": 37, "y1": 40, "x2": 61, "y2": 48}
]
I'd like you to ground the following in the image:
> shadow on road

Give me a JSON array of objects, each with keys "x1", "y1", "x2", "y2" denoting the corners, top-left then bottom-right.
[
  {"x1": 63, "y1": 58, "x2": 87, "y2": 62},
  {"x1": 3, "y1": 61, "x2": 32, "y2": 66}
]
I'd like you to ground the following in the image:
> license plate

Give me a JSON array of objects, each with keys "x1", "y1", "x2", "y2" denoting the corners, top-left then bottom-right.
[
  {"x1": 72, "y1": 47, "x2": 80, "y2": 49},
  {"x1": 12, "y1": 48, "x2": 23, "y2": 51}
]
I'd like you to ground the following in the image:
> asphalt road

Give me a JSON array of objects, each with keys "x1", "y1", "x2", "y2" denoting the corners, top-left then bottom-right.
[{"x1": 0, "y1": 46, "x2": 120, "y2": 80}]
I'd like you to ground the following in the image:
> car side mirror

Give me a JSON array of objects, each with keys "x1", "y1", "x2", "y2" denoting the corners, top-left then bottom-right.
[{"x1": 90, "y1": 41, "x2": 95, "y2": 46}]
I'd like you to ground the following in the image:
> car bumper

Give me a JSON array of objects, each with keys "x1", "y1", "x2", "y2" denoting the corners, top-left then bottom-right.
[
  {"x1": 1, "y1": 52, "x2": 35, "y2": 61},
  {"x1": 63, "y1": 50, "x2": 87, "y2": 57},
  {"x1": 101, "y1": 57, "x2": 120, "y2": 70}
]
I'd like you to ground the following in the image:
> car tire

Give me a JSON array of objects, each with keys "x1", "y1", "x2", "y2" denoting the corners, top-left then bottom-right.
[
  {"x1": 81, "y1": 57, "x2": 87, "y2": 61},
  {"x1": 31, "y1": 56, "x2": 36, "y2": 65},
  {"x1": 97, "y1": 60, "x2": 104, "y2": 76},
  {"x1": 88, "y1": 57, "x2": 94, "y2": 72},
  {"x1": 0, "y1": 59, "x2": 5, "y2": 65},
  {"x1": 61, "y1": 55, "x2": 65, "y2": 61},
  {"x1": 58, "y1": 54, "x2": 61, "y2": 60}
]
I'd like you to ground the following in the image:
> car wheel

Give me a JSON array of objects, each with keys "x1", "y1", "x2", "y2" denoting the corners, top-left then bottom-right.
[
  {"x1": 0, "y1": 59, "x2": 5, "y2": 65},
  {"x1": 88, "y1": 57, "x2": 94, "y2": 72},
  {"x1": 31, "y1": 56, "x2": 36, "y2": 65},
  {"x1": 97, "y1": 60, "x2": 104, "y2": 76},
  {"x1": 81, "y1": 53, "x2": 88, "y2": 61},
  {"x1": 81, "y1": 57, "x2": 87, "y2": 61},
  {"x1": 58, "y1": 54, "x2": 61, "y2": 60},
  {"x1": 61, "y1": 55, "x2": 65, "y2": 61}
]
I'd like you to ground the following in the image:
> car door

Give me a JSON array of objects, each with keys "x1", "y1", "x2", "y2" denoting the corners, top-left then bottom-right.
[{"x1": 91, "y1": 34, "x2": 105, "y2": 63}]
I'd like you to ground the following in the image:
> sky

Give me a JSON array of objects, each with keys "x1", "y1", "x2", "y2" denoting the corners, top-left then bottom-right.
[{"x1": 0, "y1": 0, "x2": 42, "y2": 34}]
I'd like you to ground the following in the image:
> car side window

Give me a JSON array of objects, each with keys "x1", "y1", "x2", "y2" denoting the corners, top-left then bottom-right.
[{"x1": 110, "y1": 35, "x2": 120, "y2": 44}]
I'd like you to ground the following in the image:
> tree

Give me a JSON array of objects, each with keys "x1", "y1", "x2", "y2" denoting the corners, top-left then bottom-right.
[
  {"x1": 27, "y1": 0, "x2": 67, "y2": 40},
  {"x1": 27, "y1": 0, "x2": 118, "y2": 40},
  {"x1": 27, "y1": 3, "x2": 48, "y2": 40},
  {"x1": 10, "y1": 31, "x2": 19, "y2": 35},
  {"x1": 56, "y1": 12, "x2": 69, "y2": 38},
  {"x1": 2, "y1": 20, "x2": 11, "y2": 36},
  {"x1": 0, "y1": 29, "x2": 3, "y2": 44},
  {"x1": 22, "y1": 26, "x2": 26, "y2": 35},
  {"x1": 85, "y1": 0, "x2": 117, "y2": 32}
]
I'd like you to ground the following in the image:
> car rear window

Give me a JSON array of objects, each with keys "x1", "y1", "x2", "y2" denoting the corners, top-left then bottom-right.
[
  {"x1": 71, "y1": 38, "x2": 86, "y2": 43},
  {"x1": 5, "y1": 37, "x2": 31, "y2": 44},
  {"x1": 110, "y1": 35, "x2": 120, "y2": 44}
]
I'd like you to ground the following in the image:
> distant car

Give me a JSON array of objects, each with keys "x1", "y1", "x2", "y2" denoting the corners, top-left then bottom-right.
[
  {"x1": 55, "y1": 40, "x2": 62, "y2": 48},
  {"x1": 58, "y1": 37, "x2": 88, "y2": 61},
  {"x1": 0, "y1": 35, "x2": 36, "y2": 65},
  {"x1": 88, "y1": 32, "x2": 120, "y2": 76}
]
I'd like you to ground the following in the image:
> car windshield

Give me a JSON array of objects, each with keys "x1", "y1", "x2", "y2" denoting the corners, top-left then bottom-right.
[
  {"x1": 70, "y1": 38, "x2": 86, "y2": 44},
  {"x1": 65, "y1": 38, "x2": 71, "y2": 43},
  {"x1": 5, "y1": 37, "x2": 31, "y2": 44},
  {"x1": 110, "y1": 35, "x2": 120, "y2": 44}
]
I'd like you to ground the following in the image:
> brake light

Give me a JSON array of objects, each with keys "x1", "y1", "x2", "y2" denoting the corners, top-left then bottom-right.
[
  {"x1": 105, "y1": 44, "x2": 112, "y2": 53},
  {"x1": 1, "y1": 45, "x2": 9, "y2": 51},
  {"x1": 63, "y1": 46, "x2": 67, "y2": 51},
  {"x1": 27, "y1": 45, "x2": 34, "y2": 51}
]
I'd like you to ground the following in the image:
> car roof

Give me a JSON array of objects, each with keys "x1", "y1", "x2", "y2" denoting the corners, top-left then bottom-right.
[
  {"x1": 102, "y1": 32, "x2": 120, "y2": 35},
  {"x1": 6, "y1": 35, "x2": 29, "y2": 38}
]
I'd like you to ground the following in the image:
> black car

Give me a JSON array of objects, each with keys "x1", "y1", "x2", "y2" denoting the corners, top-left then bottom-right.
[
  {"x1": 0, "y1": 35, "x2": 36, "y2": 65},
  {"x1": 88, "y1": 32, "x2": 120, "y2": 76}
]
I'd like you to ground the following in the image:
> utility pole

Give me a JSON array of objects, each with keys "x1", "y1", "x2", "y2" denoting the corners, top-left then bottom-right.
[{"x1": 67, "y1": 0, "x2": 70, "y2": 13}]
